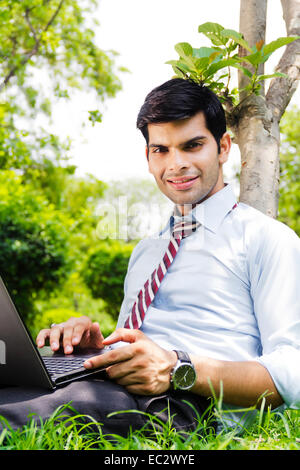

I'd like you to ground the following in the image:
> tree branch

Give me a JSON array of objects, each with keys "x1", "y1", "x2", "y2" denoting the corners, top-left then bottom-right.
[
  {"x1": 0, "y1": 0, "x2": 65, "y2": 92},
  {"x1": 43, "y1": 0, "x2": 64, "y2": 33},
  {"x1": 266, "y1": 0, "x2": 300, "y2": 121},
  {"x1": 25, "y1": 8, "x2": 38, "y2": 43}
]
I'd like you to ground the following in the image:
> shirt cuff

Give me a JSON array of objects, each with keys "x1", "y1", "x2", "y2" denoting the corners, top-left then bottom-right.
[{"x1": 256, "y1": 345, "x2": 300, "y2": 408}]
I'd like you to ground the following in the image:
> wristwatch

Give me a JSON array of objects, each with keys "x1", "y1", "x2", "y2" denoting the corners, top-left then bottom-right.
[{"x1": 170, "y1": 350, "x2": 197, "y2": 391}]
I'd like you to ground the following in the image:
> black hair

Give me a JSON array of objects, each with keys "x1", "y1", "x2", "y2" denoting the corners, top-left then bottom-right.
[{"x1": 136, "y1": 78, "x2": 226, "y2": 153}]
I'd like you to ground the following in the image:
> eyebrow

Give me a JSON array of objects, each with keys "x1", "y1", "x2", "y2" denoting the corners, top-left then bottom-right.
[{"x1": 149, "y1": 135, "x2": 207, "y2": 149}]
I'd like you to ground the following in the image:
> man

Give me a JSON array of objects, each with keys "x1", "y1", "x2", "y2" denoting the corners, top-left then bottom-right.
[{"x1": 1, "y1": 78, "x2": 299, "y2": 434}]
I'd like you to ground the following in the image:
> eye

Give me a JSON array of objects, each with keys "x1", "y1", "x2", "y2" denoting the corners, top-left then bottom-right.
[
  {"x1": 184, "y1": 142, "x2": 203, "y2": 150},
  {"x1": 151, "y1": 147, "x2": 168, "y2": 154}
]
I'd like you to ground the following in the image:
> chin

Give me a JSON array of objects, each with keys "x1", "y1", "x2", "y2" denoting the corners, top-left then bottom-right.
[{"x1": 174, "y1": 191, "x2": 207, "y2": 205}]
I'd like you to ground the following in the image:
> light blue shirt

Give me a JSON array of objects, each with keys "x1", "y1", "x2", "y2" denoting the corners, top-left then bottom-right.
[{"x1": 116, "y1": 183, "x2": 300, "y2": 428}]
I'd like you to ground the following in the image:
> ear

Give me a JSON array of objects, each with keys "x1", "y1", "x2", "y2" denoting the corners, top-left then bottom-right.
[
  {"x1": 146, "y1": 146, "x2": 154, "y2": 176},
  {"x1": 218, "y1": 132, "x2": 231, "y2": 164}
]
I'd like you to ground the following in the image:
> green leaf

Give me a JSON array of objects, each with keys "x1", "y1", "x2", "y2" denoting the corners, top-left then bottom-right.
[
  {"x1": 166, "y1": 60, "x2": 192, "y2": 73},
  {"x1": 166, "y1": 60, "x2": 191, "y2": 78},
  {"x1": 88, "y1": 110, "x2": 102, "y2": 125},
  {"x1": 198, "y1": 22, "x2": 224, "y2": 36},
  {"x1": 24, "y1": 87, "x2": 38, "y2": 108},
  {"x1": 220, "y1": 29, "x2": 252, "y2": 52},
  {"x1": 263, "y1": 36, "x2": 300, "y2": 57},
  {"x1": 171, "y1": 67, "x2": 187, "y2": 79},
  {"x1": 192, "y1": 47, "x2": 223, "y2": 59},
  {"x1": 256, "y1": 72, "x2": 288, "y2": 81},
  {"x1": 165, "y1": 60, "x2": 179, "y2": 66},
  {"x1": 209, "y1": 51, "x2": 224, "y2": 64},
  {"x1": 231, "y1": 63, "x2": 253, "y2": 78},
  {"x1": 239, "y1": 50, "x2": 262, "y2": 67},
  {"x1": 205, "y1": 58, "x2": 239, "y2": 77},
  {"x1": 174, "y1": 42, "x2": 193, "y2": 57},
  {"x1": 198, "y1": 22, "x2": 227, "y2": 46},
  {"x1": 194, "y1": 57, "x2": 210, "y2": 72}
]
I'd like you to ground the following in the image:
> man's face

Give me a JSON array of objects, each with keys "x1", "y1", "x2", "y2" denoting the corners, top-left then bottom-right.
[{"x1": 147, "y1": 112, "x2": 231, "y2": 215}]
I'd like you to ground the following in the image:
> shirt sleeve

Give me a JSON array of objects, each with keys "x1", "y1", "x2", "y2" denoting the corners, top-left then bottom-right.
[{"x1": 249, "y1": 220, "x2": 300, "y2": 408}]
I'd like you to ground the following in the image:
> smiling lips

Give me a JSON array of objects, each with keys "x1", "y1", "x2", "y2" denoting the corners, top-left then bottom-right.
[{"x1": 167, "y1": 175, "x2": 199, "y2": 190}]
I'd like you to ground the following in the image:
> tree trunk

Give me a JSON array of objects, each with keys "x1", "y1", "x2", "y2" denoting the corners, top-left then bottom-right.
[
  {"x1": 235, "y1": 0, "x2": 300, "y2": 218},
  {"x1": 235, "y1": 94, "x2": 280, "y2": 217},
  {"x1": 238, "y1": 0, "x2": 267, "y2": 98}
]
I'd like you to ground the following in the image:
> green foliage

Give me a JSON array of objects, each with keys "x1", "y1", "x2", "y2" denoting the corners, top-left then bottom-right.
[
  {"x1": 0, "y1": 0, "x2": 125, "y2": 171},
  {"x1": 60, "y1": 173, "x2": 107, "y2": 216},
  {"x1": 58, "y1": 175, "x2": 109, "y2": 283},
  {"x1": 30, "y1": 271, "x2": 117, "y2": 339},
  {"x1": 0, "y1": 0, "x2": 128, "y2": 331},
  {"x1": 88, "y1": 110, "x2": 103, "y2": 125},
  {"x1": 33, "y1": 307, "x2": 82, "y2": 329},
  {"x1": 0, "y1": 0, "x2": 123, "y2": 98},
  {"x1": 26, "y1": 165, "x2": 107, "y2": 236},
  {"x1": 0, "y1": 165, "x2": 111, "y2": 331},
  {"x1": 0, "y1": 170, "x2": 73, "y2": 322},
  {"x1": 25, "y1": 166, "x2": 108, "y2": 281},
  {"x1": 167, "y1": 22, "x2": 299, "y2": 104},
  {"x1": 0, "y1": 403, "x2": 299, "y2": 450},
  {"x1": 82, "y1": 240, "x2": 135, "y2": 320},
  {"x1": 278, "y1": 106, "x2": 300, "y2": 236}
]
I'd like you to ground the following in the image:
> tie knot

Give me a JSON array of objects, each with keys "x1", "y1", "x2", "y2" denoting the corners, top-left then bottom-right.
[{"x1": 172, "y1": 219, "x2": 200, "y2": 239}]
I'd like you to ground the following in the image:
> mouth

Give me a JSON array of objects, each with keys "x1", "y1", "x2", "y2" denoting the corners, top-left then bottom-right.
[{"x1": 166, "y1": 175, "x2": 199, "y2": 190}]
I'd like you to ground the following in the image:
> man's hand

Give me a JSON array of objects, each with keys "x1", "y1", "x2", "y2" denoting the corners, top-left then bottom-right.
[
  {"x1": 36, "y1": 315, "x2": 104, "y2": 354},
  {"x1": 84, "y1": 328, "x2": 177, "y2": 396}
]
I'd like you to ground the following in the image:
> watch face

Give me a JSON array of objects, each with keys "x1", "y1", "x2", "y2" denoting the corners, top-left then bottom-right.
[{"x1": 174, "y1": 363, "x2": 196, "y2": 390}]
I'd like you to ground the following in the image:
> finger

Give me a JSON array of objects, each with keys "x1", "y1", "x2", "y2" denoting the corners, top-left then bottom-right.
[
  {"x1": 106, "y1": 362, "x2": 142, "y2": 381},
  {"x1": 84, "y1": 344, "x2": 134, "y2": 370},
  {"x1": 72, "y1": 323, "x2": 88, "y2": 346},
  {"x1": 113, "y1": 369, "x2": 144, "y2": 386},
  {"x1": 102, "y1": 328, "x2": 143, "y2": 346},
  {"x1": 113, "y1": 374, "x2": 137, "y2": 386},
  {"x1": 62, "y1": 325, "x2": 75, "y2": 354},
  {"x1": 36, "y1": 329, "x2": 50, "y2": 348},
  {"x1": 49, "y1": 325, "x2": 64, "y2": 351}
]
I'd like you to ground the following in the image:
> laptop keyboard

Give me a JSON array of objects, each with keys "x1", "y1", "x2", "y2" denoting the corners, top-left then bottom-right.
[{"x1": 43, "y1": 356, "x2": 86, "y2": 376}]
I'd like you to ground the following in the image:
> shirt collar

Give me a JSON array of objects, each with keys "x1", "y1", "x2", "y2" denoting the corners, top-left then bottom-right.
[{"x1": 159, "y1": 183, "x2": 237, "y2": 237}]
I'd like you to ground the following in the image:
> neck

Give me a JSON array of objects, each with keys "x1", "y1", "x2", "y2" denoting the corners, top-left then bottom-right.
[
  {"x1": 175, "y1": 182, "x2": 227, "y2": 216},
  {"x1": 174, "y1": 183, "x2": 228, "y2": 217}
]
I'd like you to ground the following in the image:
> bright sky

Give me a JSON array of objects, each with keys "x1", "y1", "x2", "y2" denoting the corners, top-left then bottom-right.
[{"x1": 51, "y1": 0, "x2": 300, "y2": 185}]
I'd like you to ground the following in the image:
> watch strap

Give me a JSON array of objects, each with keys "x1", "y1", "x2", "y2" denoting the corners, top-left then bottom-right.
[{"x1": 174, "y1": 350, "x2": 191, "y2": 364}]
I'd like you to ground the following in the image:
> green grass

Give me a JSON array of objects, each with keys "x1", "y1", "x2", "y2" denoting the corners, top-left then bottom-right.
[{"x1": 0, "y1": 402, "x2": 299, "y2": 450}]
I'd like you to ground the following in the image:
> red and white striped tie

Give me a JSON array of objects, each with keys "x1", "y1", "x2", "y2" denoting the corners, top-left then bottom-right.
[{"x1": 124, "y1": 218, "x2": 200, "y2": 329}]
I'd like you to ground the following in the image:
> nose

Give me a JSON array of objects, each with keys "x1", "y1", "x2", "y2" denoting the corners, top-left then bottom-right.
[{"x1": 167, "y1": 148, "x2": 190, "y2": 172}]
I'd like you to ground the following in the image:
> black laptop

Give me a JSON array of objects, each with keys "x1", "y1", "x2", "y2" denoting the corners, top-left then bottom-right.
[{"x1": 0, "y1": 276, "x2": 109, "y2": 389}]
